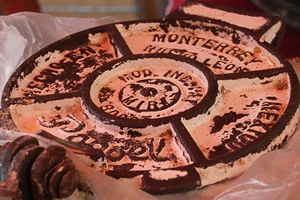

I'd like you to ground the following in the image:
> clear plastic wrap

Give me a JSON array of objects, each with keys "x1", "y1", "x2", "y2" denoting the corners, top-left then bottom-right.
[{"x1": 0, "y1": 12, "x2": 299, "y2": 200}]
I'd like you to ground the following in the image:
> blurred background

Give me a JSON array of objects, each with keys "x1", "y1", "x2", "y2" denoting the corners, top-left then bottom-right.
[
  {"x1": 0, "y1": 0, "x2": 170, "y2": 20},
  {"x1": 42, "y1": 0, "x2": 171, "y2": 20}
]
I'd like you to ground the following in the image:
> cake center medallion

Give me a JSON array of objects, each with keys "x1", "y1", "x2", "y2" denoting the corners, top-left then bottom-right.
[{"x1": 82, "y1": 54, "x2": 216, "y2": 127}]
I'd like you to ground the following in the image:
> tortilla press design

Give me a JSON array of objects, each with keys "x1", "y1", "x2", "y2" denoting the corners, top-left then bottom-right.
[{"x1": 0, "y1": 0, "x2": 299, "y2": 195}]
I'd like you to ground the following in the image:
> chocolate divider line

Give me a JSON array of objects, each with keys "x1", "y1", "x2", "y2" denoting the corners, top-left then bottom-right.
[
  {"x1": 2, "y1": 92, "x2": 81, "y2": 108},
  {"x1": 170, "y1": 119, "x2": 208, "y2": 167},
  {"x1": 107, "y1": 24, "x2": 133, "y2": 57},
  {"x1": 215, "y1": 66, "x2": 289, "y2": 81}
]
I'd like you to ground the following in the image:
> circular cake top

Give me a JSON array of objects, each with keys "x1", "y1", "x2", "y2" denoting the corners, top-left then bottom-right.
[{"x1": 0, "y1": 4, "x2": 299, "y2": 194}]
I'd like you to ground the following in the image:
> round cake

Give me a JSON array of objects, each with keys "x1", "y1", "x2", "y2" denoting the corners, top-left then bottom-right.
[{"x1": 0, "y1": 1, "x2": 299, "y2": 195}]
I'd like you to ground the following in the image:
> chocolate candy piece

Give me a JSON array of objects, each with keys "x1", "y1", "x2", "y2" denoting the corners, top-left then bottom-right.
[
  {"x1": 30, "y1": 145, "x2": 67, "y2": 200},
  {"x1": 1, "y1": 135, "x2": 39, "y2": 179},
  {"x1": 0, "y1": 136, "x2": 80, "y2": 199},
  {"x1": 44, "y1": 159, "x2": 79, "y2": 198},
  {"x1": 9, "y1": 145, "x2": 44, "y2": 199}
]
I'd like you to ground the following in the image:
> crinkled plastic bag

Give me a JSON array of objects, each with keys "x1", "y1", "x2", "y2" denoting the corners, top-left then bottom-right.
[{"x1": 0, "y1": 12, "x2": 299, "y2": 200}]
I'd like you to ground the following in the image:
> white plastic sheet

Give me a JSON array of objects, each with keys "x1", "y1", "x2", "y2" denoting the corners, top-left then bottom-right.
[{"x1": 0, "y1": 12, "x2": 299, "y2": 200}]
